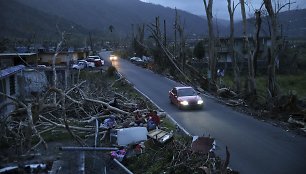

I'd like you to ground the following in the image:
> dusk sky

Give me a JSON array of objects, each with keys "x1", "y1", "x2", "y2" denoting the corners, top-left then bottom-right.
[{"x1": 140, "y1": 0, "x2": 306, "y2": 20}]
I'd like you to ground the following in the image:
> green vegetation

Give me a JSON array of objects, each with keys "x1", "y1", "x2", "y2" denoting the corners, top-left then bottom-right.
[
  {"x1": 277, "y1": 73, "x2": 306, "y2": 97},
  {"x1": 193, "y1": 40, "x2": 205, "y2": 59},
  {"x1": 160, "y1": 117, "x2": 177, "y2": 131},
  {"x1": 222, "y1": 73, "x2": 306, "y2": 99}
]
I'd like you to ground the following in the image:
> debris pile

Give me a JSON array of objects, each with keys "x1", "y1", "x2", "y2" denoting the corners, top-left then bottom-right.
[{"x1": 0, "y1": 71, "x2": 231, "y2": 173}]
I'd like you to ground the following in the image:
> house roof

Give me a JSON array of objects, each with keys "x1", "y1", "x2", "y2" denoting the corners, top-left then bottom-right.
[
  {"x1": 0, "y1": 65, "x2": 25, "y2": 79},
  {"x1": 0, "y1": 53, "x2": 37, "y2": 57}
]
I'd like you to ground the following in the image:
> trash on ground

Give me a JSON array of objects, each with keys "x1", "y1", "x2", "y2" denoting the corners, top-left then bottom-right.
[
  {"x1": 110, "y1": 148, "x2": 127, "y2": 162},
  {"x1": 112, "y1": 127, "x2": 148, "y2": 146},
  {"x1": 147, "y1": 128, "x2": 174, "y2": 143},
  {"x1": 191, "y1": 136, "x2": 216, "y2": 154}
]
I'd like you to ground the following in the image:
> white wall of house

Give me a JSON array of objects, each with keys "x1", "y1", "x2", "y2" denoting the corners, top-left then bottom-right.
[
  {"x1": 39, "y1": 52, "x2": 80, "y2": 65},
  {"x1": 22, "y1": 69, "x2": 48, "y2": 96},
  {"x1": 40, "y1": 54, "x2": 69, "y2": 64},
  {"x1": 0, "y1": 74, "x2": 19, "y2": 117}
]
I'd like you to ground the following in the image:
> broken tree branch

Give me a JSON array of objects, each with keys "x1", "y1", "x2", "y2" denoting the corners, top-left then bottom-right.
[{"x1": 84, "y1": 98, "x2": 129, "y2": 115}]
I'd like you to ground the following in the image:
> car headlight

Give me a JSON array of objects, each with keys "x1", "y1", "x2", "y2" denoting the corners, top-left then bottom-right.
[
  {"x1": 110, "y1": 56, "x2": 117, "y2": 60},
  {"x1": 180, "y1": 101, "x2": 189, "y2": 106},
  {"x1": 197, "y1": 100, "x2": 204, "y2": 105}
]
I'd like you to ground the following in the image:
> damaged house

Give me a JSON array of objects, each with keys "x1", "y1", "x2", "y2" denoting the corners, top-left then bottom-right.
[{"x1": 0, "y1": 49, "x2": 87, "y2": 117}]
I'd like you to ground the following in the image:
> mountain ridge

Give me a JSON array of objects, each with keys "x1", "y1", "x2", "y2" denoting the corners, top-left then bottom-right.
[
  {"x1": 1, "y1": 0, "x2": 305, "y2": 40},
  {"x1": 14, "y1": 0, "x2": 214, "y2": 38}
]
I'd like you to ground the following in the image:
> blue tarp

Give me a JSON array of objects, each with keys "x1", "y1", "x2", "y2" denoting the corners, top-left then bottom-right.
[{"x1": 0, "y1": 65, "x2": 25, "y2": 79}]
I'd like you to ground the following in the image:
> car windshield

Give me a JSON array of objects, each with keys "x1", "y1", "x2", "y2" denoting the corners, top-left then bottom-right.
[{"x1": 177, "y1": 88, "x2": 196, "y2": 96}]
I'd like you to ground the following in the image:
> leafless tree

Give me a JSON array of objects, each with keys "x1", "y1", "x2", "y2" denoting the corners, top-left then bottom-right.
[
  {"x1": 202, "y1": 0, "x2": 217, "y2": 89},
  {"x1": 263, "y1": 0, "x2": 295, "y2": 100},
  {"x1": 252, "y1": 9, "x2": 262, "y2": 77},
  {"x1": 174, "y1": 9, "x2": 187, "y2": 72},
  {"x1": 240, "y1": 0, "x2": 257, "y2": 97},
  {"x1": 147, "y1": 16, "x2": 191, "y2": 83},
  {"x1": 51, "y1": 30, "x2": 66, "y2": 103},
  {"x1": 227, "y1": 0, "x2": 241, "y2": 92}
]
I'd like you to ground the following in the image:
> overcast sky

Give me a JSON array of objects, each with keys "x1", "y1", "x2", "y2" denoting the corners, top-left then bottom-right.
[{"x1": 140, "y1": 0, "x2": 306, "y2": 20}]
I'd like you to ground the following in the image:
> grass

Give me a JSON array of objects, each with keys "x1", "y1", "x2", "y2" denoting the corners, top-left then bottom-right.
[
  {"x1": 160, "y1": 117, "x2": 177, "y2": 131},
  {"x1": 277, "y1": 73, "x2": 306, "y2": 97},
  {"x1": 221, "y1": 72, "x2": 306, "y2": 99}
]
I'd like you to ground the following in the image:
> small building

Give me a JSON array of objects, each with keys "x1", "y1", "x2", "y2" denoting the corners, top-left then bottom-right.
[
  {"x1": 200, "y1": 36, "x2": 271, "y2": 71},
  {"x1": 0, "y1": 53, "x2": 38, "y2": 116},
  {"x1": 0, "y1": 53, "x2": 38, "y2": 67},
  {"x1": 38, "y1": 51, "x2": 88, "y2": 66},
  {"x1": 0, "y1": 65, "x2": 25, "y2": 116}
]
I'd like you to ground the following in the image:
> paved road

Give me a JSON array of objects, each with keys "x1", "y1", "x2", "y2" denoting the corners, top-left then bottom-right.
[{"x1": 112, "y1": 57, "x2": 306, "y2": 174}]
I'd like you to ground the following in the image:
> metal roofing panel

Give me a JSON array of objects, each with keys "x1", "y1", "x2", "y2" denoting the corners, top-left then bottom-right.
[
  {"x1": 0, "y1": 65, "x2": 25, "y2": 79},
  {"x1": 0, "y1": 53, "x2": 37, "y2": 57}
]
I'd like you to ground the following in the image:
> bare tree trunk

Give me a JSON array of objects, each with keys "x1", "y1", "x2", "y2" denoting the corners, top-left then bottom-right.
[
  {"x1": 0, "y1": 92, "x2": 48, "y2": 152},
  {"x1": 174, "y1": 9, "x2": 178, "y2": 59},
  {"x1": 147, "y1": 24, "x2": 191, "y2": 83},
  {"x1": 52, "y1": 32, "x2": 65, "y2": 103},
  {"x1": 176, "y1": 15, "x2": 186, "y2": 72},
  {"x1": 227, "y1": 0, "x2": 241, "y2": 92},
  {"x1": 252, "y1": 10, "x2": 262, "y2": 77},
  {"x1": 151, "y1": 16, "x2": 163, "y2": 67},
  {"x1": 240, "y1": 0, "x2": 256, "y2": 96},
  {"x1": 203, "y1": 0, "x2": 217, "y2": 89},
  {"x1": 60, "y1": 90, "x2": 86, "y2": 146},
  {"x1": 163, "y1": 19, "x2": 167, "y2": 48},
  {"x1": 264, "y1": 0, "x2": 279, "y2": 98}
]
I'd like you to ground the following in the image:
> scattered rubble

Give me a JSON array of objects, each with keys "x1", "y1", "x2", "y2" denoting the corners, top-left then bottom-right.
[
  {"x1": 0, "y1": 70, "x2": 232, "y2": 173},
  {"x1": 214, "y1": 87, "x2": 306, "y2": 136}
]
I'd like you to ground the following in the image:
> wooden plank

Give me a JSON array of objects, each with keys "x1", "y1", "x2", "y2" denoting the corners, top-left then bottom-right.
[
  {"x1": 155, "y1": 132, "x2": 167, "y2": 139},
  {"x1": 148, "y1": 129, "x2": 162, "y2": 137},
  {"x1": 148, "y1": 129, "x2": 174, "y2": 143}
]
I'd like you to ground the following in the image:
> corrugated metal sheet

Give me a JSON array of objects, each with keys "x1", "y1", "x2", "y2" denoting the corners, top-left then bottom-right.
[
  {"x1": 0, "y1": 65, "x2": 25, "y2": 79},
  {"x1": 0, "y1": 53, "x2": 36, "y2": 57}
]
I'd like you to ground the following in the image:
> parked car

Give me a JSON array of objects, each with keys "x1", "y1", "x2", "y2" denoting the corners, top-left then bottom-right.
[
  {"x1": 142, "y1": 56, "x2": 153, "y2": 63},
  {"x1": 88, "y1": 55, "x2": 104, "y2": 66},
  {"x1": 169, "y1": 86, "x2": 204, "y2": 109},
  {"x1": 130, "y1": 57, "x2": 146, "y2": 67},
  {"x1": 79, "y1": 60, "x2": 95, "y2": 68},
  {"x1": 72, "y1": 61, "x2": 87, "y2": 70},
  {"x1": 130, "y1": 56, "x2": 139, "y2": 62},
  {"x1": 86, "y1": 58, "x2": 100, "y2": 67},
  {"x1": 37, "y1": 65, "x2": 47, "y2": 68}
]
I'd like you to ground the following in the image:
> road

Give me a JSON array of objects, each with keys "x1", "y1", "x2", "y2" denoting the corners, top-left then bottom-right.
[{"x1": 108, "y1": 55, "x2": 306, "y2": 174}]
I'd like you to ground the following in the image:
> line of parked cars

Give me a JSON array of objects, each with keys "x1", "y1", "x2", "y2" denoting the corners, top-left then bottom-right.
[{"x1": 72, "y1": 55, "x2": 104, "y2": 70}]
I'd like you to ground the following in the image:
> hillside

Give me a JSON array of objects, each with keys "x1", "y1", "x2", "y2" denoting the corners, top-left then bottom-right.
[
  {"x1": 233, "y1": 9, "x2": 306, "y2": 38},
  {"x1": 1, "y1": 0, "x2": 305, "y2": 40},
  {"x1": 0, "y1": 0, "x2": 88, "y2": 40},
  {"x1": 13, "y1": 0, "x2": 216, "y2": 38}
]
